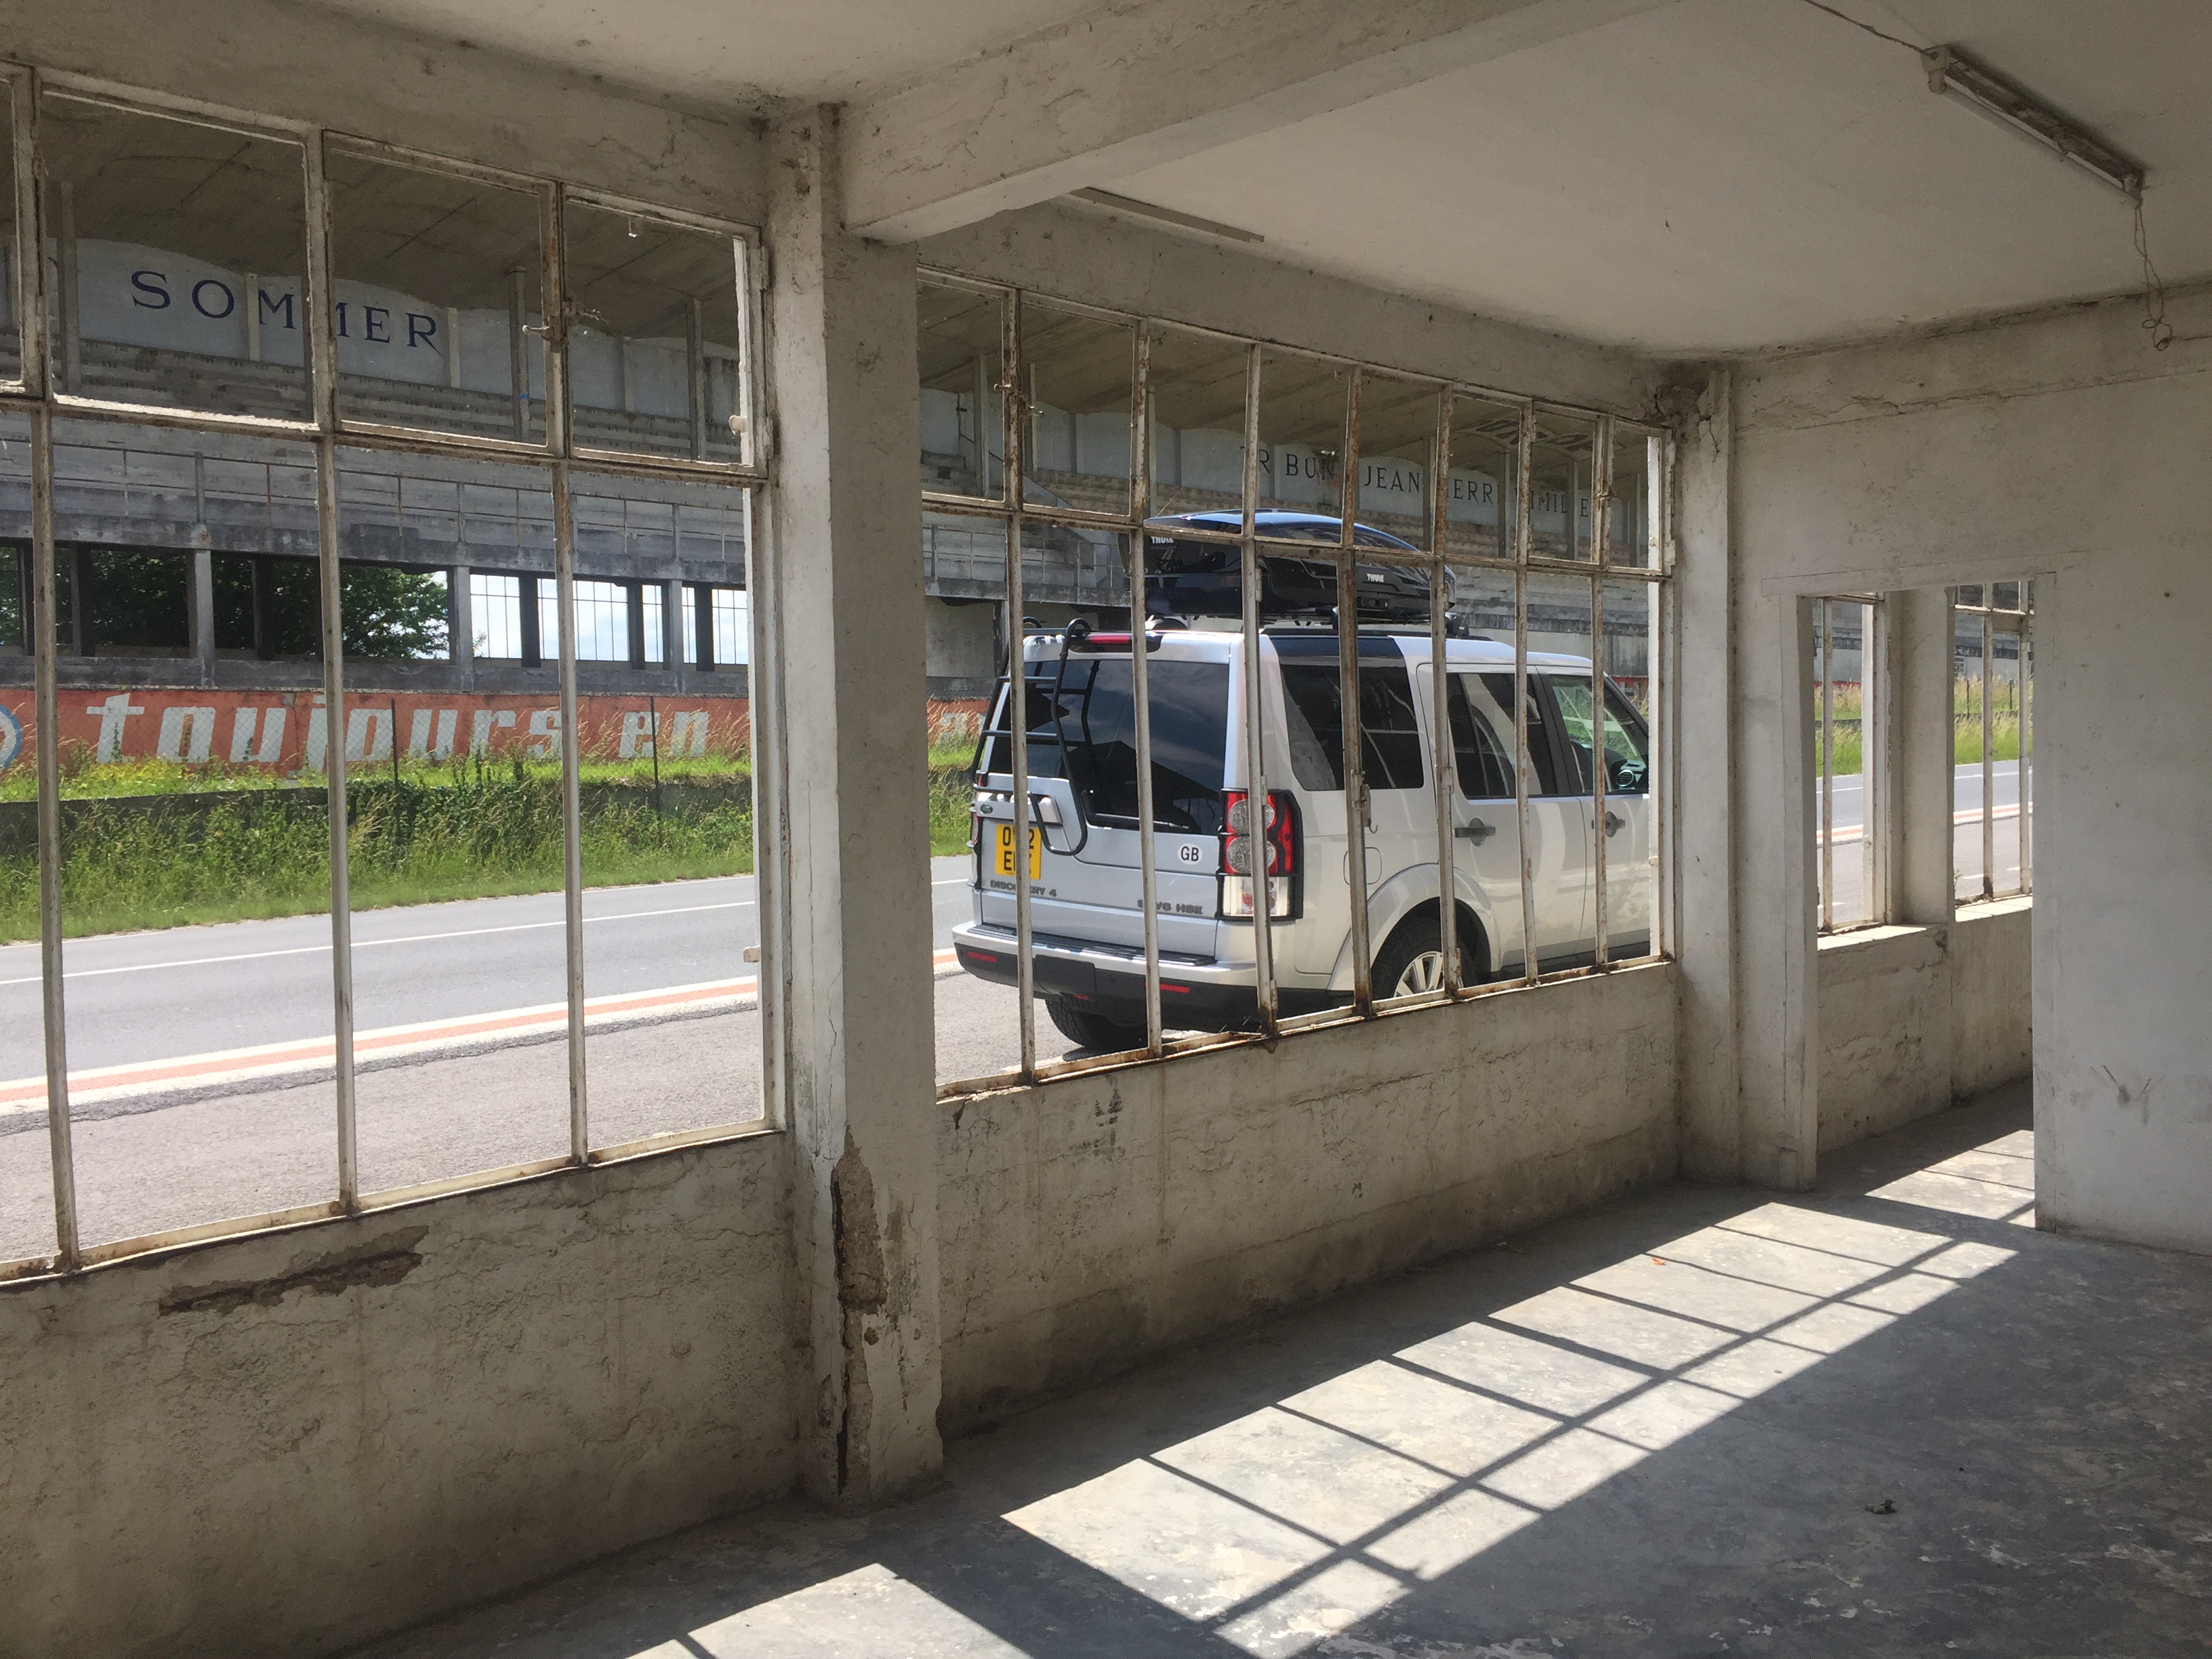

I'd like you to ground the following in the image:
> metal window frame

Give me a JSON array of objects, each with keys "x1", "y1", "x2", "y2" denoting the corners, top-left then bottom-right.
[
  {"x1": 1811, "y1": 592, "x2": 1887, "y2": 935},
  {"x1": 927, "y1": 266, "x2": 1673, "y2": 1100},
  {"x1": 0, "y1": 62, "x2": 772, "y2": 1280},
  {"x1": 1951, "y1": 583, "x2": 2033, "y2": 905}
]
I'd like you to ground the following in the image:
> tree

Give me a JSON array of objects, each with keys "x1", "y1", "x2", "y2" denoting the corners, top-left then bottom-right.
[{"x1": 342, "y1": 564, "x2": 450, "y2": 661}]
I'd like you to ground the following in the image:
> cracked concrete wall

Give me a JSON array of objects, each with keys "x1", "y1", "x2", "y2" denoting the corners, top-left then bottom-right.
[
  {"x1": 1816, "y1": 899, "x2": 2031, "y2": 1153},
  {"x1": 0, "y1": 1139, "x2": 796, "y2": 1659},
  {"x1": 1737, "y1": 284, "x2": 2212, "y2": 1252},
  {"x1": 937, "y1": 964, "x2": 1679, "y2": 1433}
]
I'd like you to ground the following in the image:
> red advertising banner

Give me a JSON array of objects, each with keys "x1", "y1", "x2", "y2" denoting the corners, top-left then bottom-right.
[{"x1": 0, "y1": 689, "x2": 991, "y2": 776}]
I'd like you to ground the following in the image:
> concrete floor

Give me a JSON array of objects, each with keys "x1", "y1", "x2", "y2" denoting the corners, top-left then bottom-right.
[{"x1": 346, "y1": 1084, "x2": 2212, "y2": 1658}]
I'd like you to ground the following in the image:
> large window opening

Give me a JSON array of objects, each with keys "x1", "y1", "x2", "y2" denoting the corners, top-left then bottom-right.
[
  {"x1": 919, "y1": 275, "x2": 1673, "y2": 1095},
  {"x1": 0, "y1": 69, "x2": 769, "y2": 1273}
]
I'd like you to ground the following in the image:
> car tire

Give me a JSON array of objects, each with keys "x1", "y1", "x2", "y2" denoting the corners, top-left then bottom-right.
[
  {"x1": 1044, "y1": 996, "x2": 1149, "y2": 1054},
  {"x1": 1372, "y1": 912, "x2": 1481, "y2": 999}
]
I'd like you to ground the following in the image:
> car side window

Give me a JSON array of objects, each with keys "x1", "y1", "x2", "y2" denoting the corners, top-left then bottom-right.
[
  {"x1": 1279, "y1": 662, "x2": 1428, "y2": 792},
  {"x1": 1446, "y1": 675, "x2": 1515, "y2": 800},
  {"x1": 1547, "y1": 677, "x2": 1650, "y2": 796},
  {"x1": 1478, "y1": 672, "x2": 1561, "y2": 796}
]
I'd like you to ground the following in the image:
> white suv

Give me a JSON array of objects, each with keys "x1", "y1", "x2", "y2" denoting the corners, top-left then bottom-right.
[{"x1": 951, "y1": 621, "x2": 1652, "y2": 1050}]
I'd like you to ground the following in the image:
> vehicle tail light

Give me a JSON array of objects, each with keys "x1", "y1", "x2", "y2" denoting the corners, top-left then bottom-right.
[{"x1": 1221, "y1": 789, "x2": 1295, "y2": 918}]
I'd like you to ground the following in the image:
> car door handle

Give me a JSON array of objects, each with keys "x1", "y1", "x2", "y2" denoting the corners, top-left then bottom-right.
[
  {"x1": 1603, "y1": 810, "x2": 1626, "y2": 836},
  {"x1": 1455, "y1": 819, "x2": 1496, "y2": 843}
]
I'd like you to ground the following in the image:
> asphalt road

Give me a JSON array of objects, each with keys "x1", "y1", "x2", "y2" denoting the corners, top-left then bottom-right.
[{"x1": 0, "y1": 763, "x2": 2030, "y2": 1261}]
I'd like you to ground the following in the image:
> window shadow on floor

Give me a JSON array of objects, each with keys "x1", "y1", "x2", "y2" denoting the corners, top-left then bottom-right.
[{"x1": 347, "y1": 1082, "x2": 2212, "y2": 1659}]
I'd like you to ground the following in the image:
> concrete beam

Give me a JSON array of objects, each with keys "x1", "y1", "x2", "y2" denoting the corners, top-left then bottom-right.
[
  {"x1": 843, "y1": 0, "x2": 1675, "y2": 242},
  {"x1": 763, "y1": 106, "x2": 943, "y2": 1506}
]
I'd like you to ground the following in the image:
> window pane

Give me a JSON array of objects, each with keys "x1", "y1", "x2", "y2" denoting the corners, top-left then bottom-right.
[
  {"x1": 1608, "y1": 426, "x2": 1657, "y2": 569},
  {"x1": 1530, "y1": 410, "x2": 1597, "y2": 562},
  {"x1": 918, "y1": 281, "x2": 1003, "y2": 500},
  {"x1": 13, "y1": 428, "x2": 339, "y2": 1252},
  {"x1": 1525, "y1": 571, "x2": 1597, "y2": 967},
  {"x1": 933, "y1": 513, "x2": 1019, "y2": 1088},
  {"x1": 39, "y1": 96, "x2": 311, "y2": 420},
  {"x1": 1276, "y1": 651, "x2": 1426, "y2": 792},
  {"x1": 1148, "y1": 327, "x2": 1247, "y2": 523},
  {"x1": 470, "y1": 571, "x2": 523, "y2": 659},
  {"x1": 1814, "y1": 598, "x2": 1872, "y2": 930},
  {"x1": 335, "y1": 444, "x2": 567, "y2": 1197},
  {"x1": 1021, "y1": 302, "x2": 1132, "y2": 516},
  {"x1": 1256, "y1": 352, "x2": 1345, "y2": 525},
  {"x1": 1600, "y1": 575, "x2": 1657, "y2": 958},
  {"x1": 1353, "y1": 377, "x2": 1437, "y2": 551},
  {"x1": 1954, "y1": 609, "x2": 1986, "y2": 903},
  {"x1": 329, "y1": 150, "x2": 546, "y2": 443},
  {"x1": 0, "y1": 79, "x2": 18, "y2": 386},
  {"x1": 570, "y1": 578, "x2": 631, "y2": 663},
  {"x1": 565, "y1": 203, "x2": 745, "y2": 466},
  {"x1": 1443, "y1": 394, "x2": 1519, "y2": 562},
  {"x1": 572, "y1": 472, "x2": 760, "y2": 1147},
  {"x1": 0, "y1": 544, "x2": 21, "y2": 650},
  {"x1": 1990, "y1": 623, "x2": 2024, "y2": 897}
]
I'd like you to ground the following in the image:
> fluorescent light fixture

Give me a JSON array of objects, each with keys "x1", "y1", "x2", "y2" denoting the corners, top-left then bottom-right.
[
  {"x1": 1067, "y1": 187, "x2": 1264, "y2": 244},
  {"x1": 1922, "y1": 44, "x2": 2144, "y2": 200}
]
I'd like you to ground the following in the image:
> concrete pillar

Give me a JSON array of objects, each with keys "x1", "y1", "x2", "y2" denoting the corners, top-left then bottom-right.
[
  {"x1": 1891, "y1": 586, "x2": 1957, "y2": 926},
  {"x1": 1728, "y1": 590, "x2": 1820, "y2": 1189},
  {"x1": 189, "y1": 542, "x2": 216, "y2": 681},
  {"x1": 451, "y1": 565, "x2": 474, "y2": 689},
  {"x1": 764, "y1": 104, "x2": 940, "y2": 1507},
  {"x1": 1676, "y1": 365, "x2": 1818, "y2": 1190},
  {"x1": 661, "y1": 575, "x2": 683, "y2": 686},
  {"x1": 1674, "y1": 369, "x2": 1740, "y2": 1182}
]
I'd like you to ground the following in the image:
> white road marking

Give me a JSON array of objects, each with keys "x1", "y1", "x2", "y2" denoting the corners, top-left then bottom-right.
[
  {"x1": 1, "y1": 873, "x2": 975, "y2": 986},
  {"x1": 0, "y1": 897, "x2": 758, "y2": 985}
]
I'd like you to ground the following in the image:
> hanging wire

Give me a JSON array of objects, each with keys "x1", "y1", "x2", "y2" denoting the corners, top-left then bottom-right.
[
  {"x1": 2133, "y1": 195, "x2": 2173, "y2": 350},
  {"x1": 1799, "y1": 0, "x2": 2171, "y2": 355},
  {"x1": 1797, "y1": 0, "x2": 1922, "y2": 53}
]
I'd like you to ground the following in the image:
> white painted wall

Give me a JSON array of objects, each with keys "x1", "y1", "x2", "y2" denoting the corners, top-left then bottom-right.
[
  {"x1": 1734, "y1": 285, "x2": 2212, "y2": 1252},
  {"x1": 1816, "y1": 901, "x2": 2032, "y2": 1152}
]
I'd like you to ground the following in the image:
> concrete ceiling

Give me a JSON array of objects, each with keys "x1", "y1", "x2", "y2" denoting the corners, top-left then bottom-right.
[
  {"x1": 1101, "y1": 0, "x2": 2212, "y2": 354},
  {"x1": 289, "y1": 0, "x2": 1103, "y2": 103}
]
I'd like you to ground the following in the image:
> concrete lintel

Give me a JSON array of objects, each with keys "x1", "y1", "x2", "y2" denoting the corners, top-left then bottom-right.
[
  {"x1": 764, "y1": 106, "x2": 943, "y2": 1507},
  {"x1": 842, "y1": 0, "x2": 1674, "y2": 242}
]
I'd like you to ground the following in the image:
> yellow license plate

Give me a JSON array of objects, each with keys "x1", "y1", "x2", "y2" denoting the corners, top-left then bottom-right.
[{"x1": 995, "y1": 822, "x2": 1042, "y2": 880}]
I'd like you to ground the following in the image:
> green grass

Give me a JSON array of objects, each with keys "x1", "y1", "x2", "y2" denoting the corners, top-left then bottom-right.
[
  {"x1": 0, "y1": 743, "x2": 983, "y2": 942},
  {"x1": 0, "y1": 747, "x2": 763, "y2": 802},
  {"x1": 1815, "y1": 681, "x2": 2029, "y2": 775},
  {"x1": 0, "y1": 774, "x2": 756, "y2": 943}
]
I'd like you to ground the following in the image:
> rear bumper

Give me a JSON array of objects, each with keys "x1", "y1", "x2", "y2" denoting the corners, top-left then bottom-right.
[{"x1": 950, "y1": 921, "x2": 1342, "y2": 1031}]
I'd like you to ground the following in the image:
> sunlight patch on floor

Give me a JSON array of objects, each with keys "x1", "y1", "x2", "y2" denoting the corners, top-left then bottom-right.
[{"x1": 1004, "y1": 1135, "x2": 2027, "y2": 1658}]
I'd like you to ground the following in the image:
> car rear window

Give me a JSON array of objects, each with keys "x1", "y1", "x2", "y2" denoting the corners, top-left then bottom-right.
[
  {"x1": 1277, "y1": 661, "x2": 1427, "y2": 791},
  {"x1": 981, "y1": 657, "x2": 1230, "y2": 834}
]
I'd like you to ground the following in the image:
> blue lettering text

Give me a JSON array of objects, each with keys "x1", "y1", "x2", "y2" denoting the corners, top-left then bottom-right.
[
  {"x1": 363, "y1": 306, "x2": 391, "y2": 344},
  {"x1": 191, "y1": 278, "x2": 236, "y2": 320},
  {"x1": 258, "y1": 289, "x2": 296, "y2": 331},
  {"x1": 335, "y1": 302, "x2": 350, "y2": 337},
  {"x1": 130, "y1": 270, "x2": 171, "y2": 309},
  {"x1": 405, "y1": 312, "x2": 437, "y2": 348}
]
